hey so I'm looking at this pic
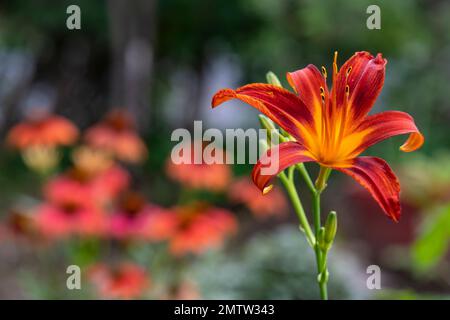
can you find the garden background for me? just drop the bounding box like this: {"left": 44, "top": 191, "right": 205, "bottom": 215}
{"left": 0, "top": 0, "right": 449, "bottom": 299}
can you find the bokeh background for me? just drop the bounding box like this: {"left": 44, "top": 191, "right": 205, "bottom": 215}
{"left": 0, "top": 0, "right": 449, "bottom": 299}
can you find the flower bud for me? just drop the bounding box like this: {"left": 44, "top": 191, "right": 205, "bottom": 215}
{"left": 259, "top": 138, "right": 269, "bottom": 155}
{"left": 258, "top": 114, "right": 276, "bottom": 131}
{"left": 324, "top": 211, "right": 337, "bottom": 245}
{"left": 259, "top": 115, "right": 284, "bottom": 145}
{"left": 266, "top": 71, "right": 282, "bottom": 87}
{"left": 317, "top": 226, "right": 326, "bottom": 251}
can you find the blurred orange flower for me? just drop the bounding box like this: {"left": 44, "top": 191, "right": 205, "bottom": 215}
{"left": 85, "top": 109, "right": 147, "bottom": 163}
{"left": 7, "top": 113, "right": 79, "bottom": 173}
{"left": 229, "top": 178, "right": 287, "bottom": 219}
{"left": 168, "top": 203, "right": 237, "bottom": 256}
{"left": 88, "top": 263, "right": 149, "bottom": 299}
{"left": 71, "top": 145, "right": 114, "bottom": 176}
{"left": 166, "top": 145, "right": 231, "bottom": 192}
{"left": 7, "top": 113, "right": 79, "bottom": 149}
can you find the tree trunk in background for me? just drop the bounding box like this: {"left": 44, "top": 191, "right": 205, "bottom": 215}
{"left": 184, "top": 59, "right": 206, "bottom": 131}
{"left": 107, "top": 0, "right": 157, "bottom": 132}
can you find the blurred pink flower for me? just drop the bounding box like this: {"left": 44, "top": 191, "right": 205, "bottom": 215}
{"left": 34, "top": 189, "right": 106, "bottom": 239}
{"left": 88, "top": 263, "right": 149, "bottom": 299}
{"left": 229, "top": 178, "right": 288, "bottom": 219}
{"left": 45, "top": 166, "right": 130, "bottom": 207}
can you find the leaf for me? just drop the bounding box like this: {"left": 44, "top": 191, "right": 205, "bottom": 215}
{"left": 411, "top": 204, "right": 450, "bottom": 271}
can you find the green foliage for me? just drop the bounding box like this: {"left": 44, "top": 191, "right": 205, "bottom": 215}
{"left": 412, "top": 204, "right": 450, "bottom": 272}
{"left": 192, "top": 226, "right": 353, "bottom": 299}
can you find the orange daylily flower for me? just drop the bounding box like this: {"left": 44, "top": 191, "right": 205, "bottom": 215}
{"left": 212, "top": 51, "right": 424, "bottom": 221}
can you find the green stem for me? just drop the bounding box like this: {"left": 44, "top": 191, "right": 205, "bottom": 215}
{"left": 315, "top": 166, "right": 331, "bottom": 193}
{"left": 313, "top": 189, "right": 328, "bottom": 300}
{"left": 296, "top": 163, "right": 315, "bottom": 193}
{"left": 279, "top": 172, "right": 315, "bottom": 247}
{"left": 296, "top": 164, "right": 331, "bottom": 300}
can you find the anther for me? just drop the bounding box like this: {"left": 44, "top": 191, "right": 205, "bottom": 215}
{"left": 320, "top": 87, "right": 326, "bottom": 101}
{"left": 333, "top": 51, "right": 338, "bottom": 75}
{"left": 321, "top": 66, "right": 327, "bottom": 78}
{"left": 346, "top": 67, "right": 352, "bottom": 76}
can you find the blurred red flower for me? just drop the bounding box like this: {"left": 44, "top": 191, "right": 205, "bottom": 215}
{"left": 45, "top": 166, "right": 130, "bottom": 207}
{"left": 7, "top": 113, "right": 79, "bottom": 149}
{"left": 166, "top": 144, "right": 231, "bottom": 192}
{"left": 34, "top": 166, "right": 130, "bottom": 239}
{"left": 85, "top": 109, "right": 147, "bottom": 164}
{"left": 144, "top": 206, "right": 179, "bottom": 242}
{"left": 88, "top": 263, "right": 149, "bottom": 299}
{"left": 109, "top": 192, "right": 177, "bottom": 240}
{"left": 88, "top": 166, "right": 131, "bottom": 204}
{"left": 34, "top": 189, "right": 106, "bottom": 239}
{"left": 168, "top": 203, "right": 237, "bottom": 256}
{"left": 229, "top": 178, "right": 288, "bottom": 219}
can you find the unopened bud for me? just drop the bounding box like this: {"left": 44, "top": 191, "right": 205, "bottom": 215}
{"left": 259, "top": 115, "right": 282, "bottom": 145}
{"left": 259, "top": 114, "right": 276, "bottom": 131}
{"left": 324, "top": 211, "right": 337, "bottom": 245}
{"left": 318, "top": 226, "right": 326, "bottom": 251}
{"left": 266, "top": 71, "right": 282, "bottom": 87}
{"left": 259, "top": 138, "right": 269, "bottom": 155}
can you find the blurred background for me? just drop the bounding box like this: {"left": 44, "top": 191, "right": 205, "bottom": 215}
{"left": 0, "top": 0, "right": 449, "bottom": 299}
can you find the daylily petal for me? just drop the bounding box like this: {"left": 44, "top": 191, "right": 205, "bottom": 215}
{"left": 335, "top": 156, "right": 401, "bottom": 221}
{"left": 287, "top": 64, "right": 329, "bottom": 116}
{"left": 354, "top": 111, "right": 424, "bottom": 154}
{"left": 251, "top": 142, "right": 315, "bottom": 193}
{"left": 212, "top": 84, "right": 315, "bottom": 145}
{"left": 334, "top": 51, "right": 386, "bottom": 122}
